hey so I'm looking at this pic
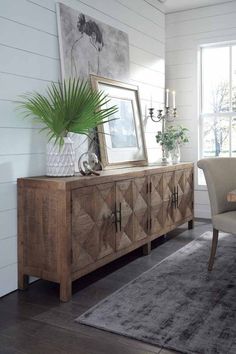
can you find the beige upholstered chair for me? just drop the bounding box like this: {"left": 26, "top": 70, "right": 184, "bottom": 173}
{"left": 197, "top": 158, "right": 236, "bottom": 270}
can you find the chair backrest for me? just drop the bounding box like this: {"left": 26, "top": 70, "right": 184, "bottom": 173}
{"left": 197, "top": 158, "right": 236, "bottom": 216}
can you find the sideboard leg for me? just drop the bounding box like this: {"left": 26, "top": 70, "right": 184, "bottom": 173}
{"left": 18, "top": 273, "right": 29, "bottom": 290}
{"left": 60, "top": 279, "right": 72, "bottom": 302}
{"left": 142, "top": 241, "right": 151, "bottom": 256}
{"left": 188, "top": 219, "right": 194, "bottom": 230}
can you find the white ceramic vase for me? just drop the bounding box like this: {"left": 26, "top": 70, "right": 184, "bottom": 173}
{"left": 46, "top": 137, "right": 75, "bottom": 176}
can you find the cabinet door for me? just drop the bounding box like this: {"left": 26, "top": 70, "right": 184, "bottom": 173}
{"left": 163, "top": 171, "right": 175, "bottom": 228}
{"left": 174, "top": 169, "right": 186, "bottom": 223}
{"left": 116, "top": 179, "right": 134, "bottom": 251}
{"left": 150, "top": 173, "right": 165, "bottom": 236}
{"left": 184, "top": 167, "right": 193, "bottom": 195}
{"left": 72, "top": 183, "right": 116, "bottom": 271}
{"left": 175, "top": 169, "right": 185, "bottom": 199}
{"left": 181, "top": 168, "right": 194, "bottom": 219}
{"left": 175, "top": 168, "right": 194, "bottom": 222}
{"left": 133, "top": 177, "right": 149, "bottom": 241}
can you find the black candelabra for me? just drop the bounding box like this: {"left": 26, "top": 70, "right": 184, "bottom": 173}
{"left": 148, "top": 107, "right": 177, "bottom": 123}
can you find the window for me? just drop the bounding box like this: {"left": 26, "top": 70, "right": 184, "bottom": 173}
{"left": 200, "top": 44, "right": 236, "bottom": 162}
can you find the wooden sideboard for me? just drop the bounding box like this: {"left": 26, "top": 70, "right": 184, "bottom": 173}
{"left": 17, "top": 163, "right": 194, "bottom": 301}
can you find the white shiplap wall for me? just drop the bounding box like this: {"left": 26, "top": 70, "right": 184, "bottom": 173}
{"left": 0, "top": 0, "right": 165, "bottom": 296}
{"left": 166, "top": 1, "right": 236, "bottom": 218}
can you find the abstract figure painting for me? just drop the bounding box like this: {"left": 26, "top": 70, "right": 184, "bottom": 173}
{"left": 57, "top": 3, "right": 130, "bottom": 80}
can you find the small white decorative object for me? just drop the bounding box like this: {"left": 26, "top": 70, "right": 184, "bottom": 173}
{"left": 78, "top": 152, "right": 101, "bottom": 176}
{"left": 46, "top": 137, "right": 75, "bottom": 176}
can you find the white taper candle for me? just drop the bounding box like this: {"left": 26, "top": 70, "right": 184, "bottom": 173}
{"left": 166, "top": 89, "right": 169, "bottom": 108}
{"left": 172, "top": 90, "right": 176, "bottom": 109}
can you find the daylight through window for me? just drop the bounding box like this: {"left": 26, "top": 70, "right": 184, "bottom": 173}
{"left": 200, "top": 43, "right": 236, "bottom": 160}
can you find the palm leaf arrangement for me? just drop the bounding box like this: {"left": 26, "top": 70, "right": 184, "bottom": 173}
{"left": 18, "top": 78, "right": 118, "bottom": 146}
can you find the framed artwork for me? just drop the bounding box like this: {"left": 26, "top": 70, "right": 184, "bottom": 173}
{"left": 90, "top": 75, "right": 148, "bottom": 169}
{"left": 56, "top": 3, "right": 129, "bottom": 81}
{"left": 56, "top": 3, "right": 130, "bottom": 171}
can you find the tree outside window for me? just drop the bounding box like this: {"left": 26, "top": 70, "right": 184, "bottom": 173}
{"left": 201, "top": 44, "right": 236, "bottom": 159}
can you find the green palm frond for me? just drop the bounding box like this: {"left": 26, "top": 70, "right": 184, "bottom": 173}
{"left": 17, "top": 78, "right": 118, "bottom": 146}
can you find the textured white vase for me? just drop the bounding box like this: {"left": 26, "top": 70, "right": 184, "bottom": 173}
{"left": 46, "top": 137, "right": 75, "bottom": 176}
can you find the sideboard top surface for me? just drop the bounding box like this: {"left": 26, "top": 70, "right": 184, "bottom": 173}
{"left": 17, "top": 162, "right": 194, "bottom": 190}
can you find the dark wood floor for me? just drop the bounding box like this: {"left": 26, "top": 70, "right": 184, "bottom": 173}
{"left": 0, "top": 219, "right": 211, "bottom": 354}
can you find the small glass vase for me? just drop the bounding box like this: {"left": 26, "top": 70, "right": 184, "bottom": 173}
{"left": 170, "top": 143, "right": 180, "bottom": 164}
{"left": 163, "top": 148, "right": 171, "bottom": 164}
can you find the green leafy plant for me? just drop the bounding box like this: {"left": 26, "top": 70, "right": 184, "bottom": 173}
{"left": 18, "top": 78, "right": 118, "bottom": 146}
{"left": 156, "top": 125, "right": 189, "bottom": 151}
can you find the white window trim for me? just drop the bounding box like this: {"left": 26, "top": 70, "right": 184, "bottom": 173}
{"left": 198, "top": 42, "right": 236, "bottom": 187}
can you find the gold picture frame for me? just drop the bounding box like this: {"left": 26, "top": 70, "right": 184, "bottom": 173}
{"left": 90, "top": 75, "right": 148, "bottom": 169}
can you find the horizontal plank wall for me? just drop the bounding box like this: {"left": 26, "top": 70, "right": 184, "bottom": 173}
{"left": 0, "top": 0, "right": 165, "bottom": 296}
{"left": 166, "top": 1, "right": 236, "bottom": 218}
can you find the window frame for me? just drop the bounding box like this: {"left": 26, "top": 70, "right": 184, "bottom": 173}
{"left": 199, "top": 43, "right": 236, "bottom": 173}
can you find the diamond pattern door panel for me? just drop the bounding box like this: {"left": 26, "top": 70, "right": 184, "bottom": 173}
{"left": 162, "top": 171, "right": 175, "bottom": 229}
{"left": 174, "top": 168, "right": 194, "bottom": 223}
{"left": 150, "top": 203, "right": 164, "bottom": 236}
{"left": 133, "top": 177, "right": 149, "bottom": 241}
{"left": 72, "top": 183, "right": 116, "bottom": 271}
{"left": 150, "top": 173, "right": 163, "bottom": 207}
{"left": 184, "top": 168, "right": 194, "bottom": 195}
{"left": 150, "top": 173, "right": 164, "bottom": 236}
{"left": 175, "top": 169, "right": 185, "bottom": 197}
{"left": 96, "top": 218, "right": 116, "bottom": 259}
{"left": 116, "top": 180, "right": 133, "bottom": 251}
{"left": 175, "top": 191, "right": 193, "bottom": 222}
{"left": 175, "top": 195, "right": 185, "bottom": 223}
{"left": 163, "top": 172, "right": 174, "bottom": 201}
{"left": 96, "top": 183, "right": 116, "bottom": 259}
{"left": 163, "top": 199, "right": 175, "bottom": 229}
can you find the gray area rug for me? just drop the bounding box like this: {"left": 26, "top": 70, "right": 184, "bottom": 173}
{"left": 77, "top": 232, "right": 236, "bottom": 354}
